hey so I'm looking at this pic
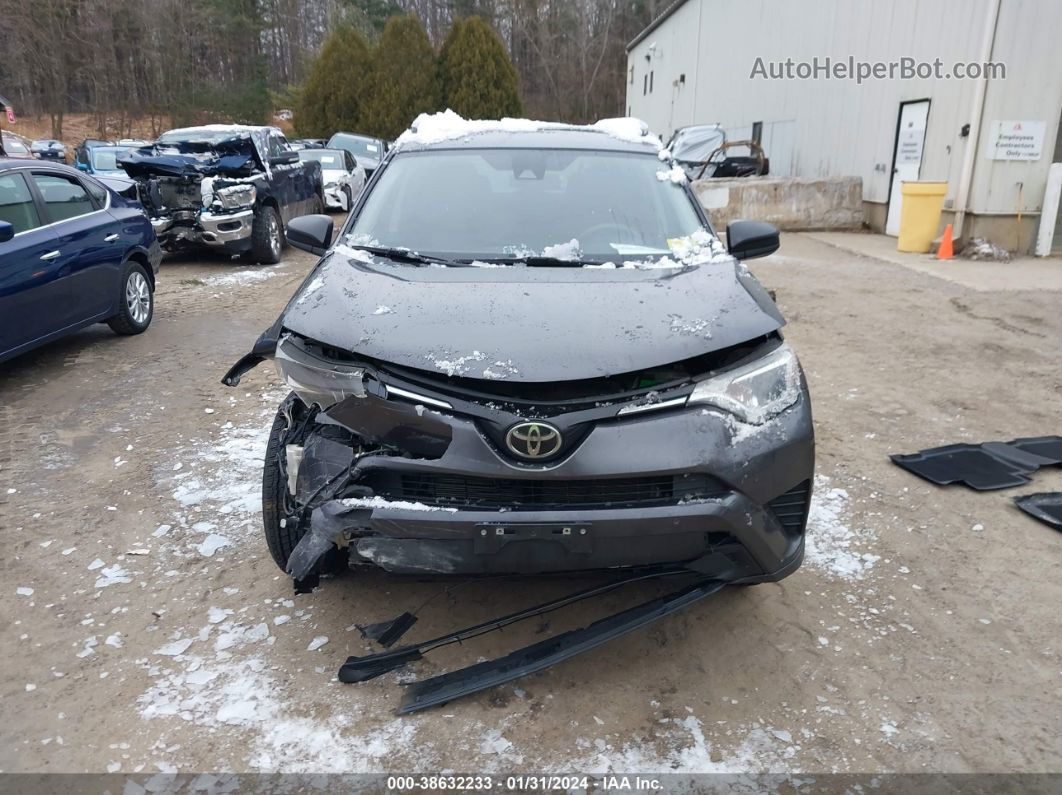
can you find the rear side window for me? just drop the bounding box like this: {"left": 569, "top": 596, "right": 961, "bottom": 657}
{"left": 83, "top": 177, "right": 108, "bottom": 205}
{"left": 31, "top": 173, "right": 95, "bottom": 223}
{"left": 0, "top": 172, "right": 41, "bottom": 234}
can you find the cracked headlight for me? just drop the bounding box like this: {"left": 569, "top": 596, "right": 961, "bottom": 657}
{"left": 688, "top": 344, "right": 801, "bottom": 425}
{"left": 214, "top": 184, "right": 257, "bottom": 210}
{"left": 275, "top": 336, "right": 365, "bottom": 409}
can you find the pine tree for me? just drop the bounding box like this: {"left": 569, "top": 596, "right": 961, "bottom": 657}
{"left": 360, "top": 15, "right": 440, "bottom": 140}
{"left": 295, "top": 26, "right": 372, "bottom": 137}
{"left": 438, "top": 16, "right": 523, "bottom": 120}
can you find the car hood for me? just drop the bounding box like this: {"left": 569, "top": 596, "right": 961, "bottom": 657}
{"left": 119, "top": 137, "right": 262, "bottom": 178}
{"left": 280, "top": 246, "right": 785, "bottom": 383}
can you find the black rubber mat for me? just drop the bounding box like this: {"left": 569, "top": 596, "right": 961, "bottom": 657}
{"left": 891, "top": 435, "right": 1062, "bottom": 491}
{"left": 1014, "top": 493, "right": 1062, "bottom": 531}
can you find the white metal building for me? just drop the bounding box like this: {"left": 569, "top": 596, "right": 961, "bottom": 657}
{"left": 626, "top": 0, "right": 1062, "bottom": 252}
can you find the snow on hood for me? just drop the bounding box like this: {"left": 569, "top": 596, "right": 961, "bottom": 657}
{"left": 395, "top": 110, "right": 663, "bottom": 151}
{"left": 281, "top": 246, "right": 783, "bottom": 382}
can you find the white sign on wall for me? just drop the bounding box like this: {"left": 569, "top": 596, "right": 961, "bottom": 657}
{"left": 985, "top": 120, "right": 1045, "bottom": 161}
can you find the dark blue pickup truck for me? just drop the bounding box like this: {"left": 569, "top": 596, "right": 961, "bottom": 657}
{"left": 119, "top": 125, "right": 323, "bottom": 263}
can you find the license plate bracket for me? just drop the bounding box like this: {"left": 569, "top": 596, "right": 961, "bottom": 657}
{"left": 474, "top": 522, "right": 593, "bottom": 554}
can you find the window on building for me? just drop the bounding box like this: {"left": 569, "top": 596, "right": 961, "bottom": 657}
{"left": 643, "top": 74, "right": 647, "bottom": 96}
{"left": 649, "top": 71, "right": 654, "bottom": 93}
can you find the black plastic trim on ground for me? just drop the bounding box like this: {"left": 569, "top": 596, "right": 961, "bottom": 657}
{"left": 397, "top": 578, "right": 727, "bottom": 714}
{"left": 337, "top": 570, "right": 688, "bottom": 685}
{"left": 1014, "top": 492, "right": 1062, "bottom": 531}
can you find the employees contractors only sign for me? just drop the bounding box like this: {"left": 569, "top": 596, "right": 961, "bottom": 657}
{"left": 985, "top": 120, "right": 1045, "bottom": 161}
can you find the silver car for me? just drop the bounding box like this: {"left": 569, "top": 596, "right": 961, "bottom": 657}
{"left": 298, "top": 148, "right": 365, "bottom": 212}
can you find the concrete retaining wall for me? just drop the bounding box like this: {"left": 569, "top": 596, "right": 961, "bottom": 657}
{"left": 692, "top": 176, "right": 864, "bottom": 231}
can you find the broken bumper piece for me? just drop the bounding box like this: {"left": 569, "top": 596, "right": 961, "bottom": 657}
{"left": 339, "top": 572, "right": 722, "bottom": 713}
{"left": 1014, "top": 492, "right": 1062, "bottom": 531}
{"left": 397, "top": 578, "right": 725, "bottom": 714}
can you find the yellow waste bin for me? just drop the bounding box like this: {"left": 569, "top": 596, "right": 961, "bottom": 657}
{"left": 898, "top": 181, "right": 947, "bottom": 253}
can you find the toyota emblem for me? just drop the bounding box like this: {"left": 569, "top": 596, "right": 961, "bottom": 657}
{"left": 505, "top": 421, "right": 562, "bottom": 460}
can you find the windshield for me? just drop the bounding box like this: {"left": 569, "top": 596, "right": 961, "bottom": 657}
{"left": 328, "top": 134, "right": 382, "bottom": 160}
{"left": 92, "top": 149, "right": 125, "bottom": 171}
{"left": 346, "top": 148, "right": 707, "bottom": 262}
{"left": 300, "top": 150, "right": 346, "bottom": 170}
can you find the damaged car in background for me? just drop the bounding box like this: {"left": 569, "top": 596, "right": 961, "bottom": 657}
{"left": 224, "top": 113, "right": 814, "bottom": 711}
{"left": 119, "top": 125, "right": 324, "bottom": 263}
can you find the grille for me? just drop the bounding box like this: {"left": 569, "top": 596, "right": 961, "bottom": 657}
{"left": 371, "top": 472, "right": 724, "bottom": 511}
{"left": 767, "top": 479, "right": 812, "bottom": 532}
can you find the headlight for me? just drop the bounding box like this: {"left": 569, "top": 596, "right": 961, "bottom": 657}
{"left": 688, "top": 344, "right": 801, "bottom": 424}
{"left": 214, "top": 184, "right": 256, "bottom": 210}
{"left": 274, "top": 336, "right": 365, "bottom": 409}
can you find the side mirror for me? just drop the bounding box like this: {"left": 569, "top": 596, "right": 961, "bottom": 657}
{"left": 0, "top": 221, "right": 13, "bottom": 243}
{"left": 270, "top": 151, "right": 299, "bottom": 166}
{"left": 286, "top": 214, "right": 333, "bottom": 256}
{"left": 726, "top": 220, "right": 779, "bottom": 260}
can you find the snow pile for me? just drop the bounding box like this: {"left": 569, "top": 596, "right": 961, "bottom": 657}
{"left": 541, "top": 238, "right": 581, "bottom": 261}
{"left": 396, "top": 109, "right": 660, "bottom": 150}
{"left": 203, "top": 267, "right": 280, "bottom": 287}
{"left": 805, "top": 475, "right": 879, "bottom": 580}
{"left": 656, "top": 165, "right": 688, "bottom": 184}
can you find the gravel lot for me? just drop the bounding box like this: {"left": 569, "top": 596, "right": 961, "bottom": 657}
{"left": 2, "top": 232, "right": 1060, "bottom": 777}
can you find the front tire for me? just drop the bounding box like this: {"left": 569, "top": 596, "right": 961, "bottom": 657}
{"left": 263, "top": 401, "right": 306, "bottom": 569}
{"left": 249, "top": 205, "right": 282, "bottom": 264}
{"left": 107, "top": 262, "right": 153, "bottom": 335}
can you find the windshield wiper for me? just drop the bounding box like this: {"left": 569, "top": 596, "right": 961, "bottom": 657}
{"left": 348, "top": 245, "right": 456, "bottom": 267}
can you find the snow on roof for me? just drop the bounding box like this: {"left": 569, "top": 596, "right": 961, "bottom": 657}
{"left": 395, "top": 109, "right": 662, "bottom": 151}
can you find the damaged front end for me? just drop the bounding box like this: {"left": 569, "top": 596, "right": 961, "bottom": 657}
{"left": 120, "top": 135, "right": 262, "bottom": 253}
{"left": 228, "top": 327, "right": 812, "bottom": 592}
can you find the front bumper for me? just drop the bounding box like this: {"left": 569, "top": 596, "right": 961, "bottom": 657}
{"left": 150, "top": 208, "right": 254, "bottom": 251}
{"left": 323, "top": 184, "right": 347, "bottom": 211}
{"left": 299, "top": 394, "right": 815, "bottom": 582}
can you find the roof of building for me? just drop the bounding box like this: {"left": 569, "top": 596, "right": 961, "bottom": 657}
{"left": 627, "top": 0, "right": 692, "bottom": 52}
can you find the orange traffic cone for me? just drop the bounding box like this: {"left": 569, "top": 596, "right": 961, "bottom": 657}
{"left": 937, "top": 223, "right": 954, "bottom": 260}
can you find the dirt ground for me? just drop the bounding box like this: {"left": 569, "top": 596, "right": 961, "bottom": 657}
{"left": 2, "top": 232, "right": 1060, "bottom": 779}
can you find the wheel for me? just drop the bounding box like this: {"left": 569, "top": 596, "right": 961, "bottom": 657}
{"left": 107, "top": 261, "right": 153, "bottom": 335}
{"left": 312, "top": 194, "right": 324, "bottom": 214}
{"left": 342, "top": 186, "right": 352, "bottom": 212}
{"left": 262, "top": 399, "right": 306, "bottom": 570}
{"left": 249, "top": 205, "right": 282, "bottom": 264}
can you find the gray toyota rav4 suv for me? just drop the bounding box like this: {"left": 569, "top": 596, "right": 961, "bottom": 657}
{"left": 225, "top": 115, "right": 814, "bottom": 592}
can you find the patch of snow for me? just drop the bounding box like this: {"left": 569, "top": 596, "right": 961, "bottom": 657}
{"left": 805, "top": 475, "right": 878, "bottom": 580}
{"left": 306, "top": 636, "right": 328, "bottom": 651}
{"left": 95, "top": 565, "right": 132, "bottom": 589}
{"left": 541, "top": 238, "right": 581, "bottom": 261}
{"left": 155, "top": 638, "right": 194, "bottom": 657}
{"left": 428, "top": 349, "right": 486, "bottom": 377}
{"left": 16, "top": 586, "right": 34, "bottom": 597}
{"left": 203, "top": 267, "right": 280, "bottom": 287}
{"left": 372, "top": 305, "right": 394, "bottom": 315}
{"left": 339, "top": 496, "right": 458, "bottom": 513}
{"left": 656, "top": 165, "right": 687, "bottom": 184}
{"left": 197, "top": 534, "right": 231, "bottom": 557}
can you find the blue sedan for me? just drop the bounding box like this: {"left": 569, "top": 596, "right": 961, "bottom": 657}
{"left": 0, "top": 159, "right": 162, "bottom": 363}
